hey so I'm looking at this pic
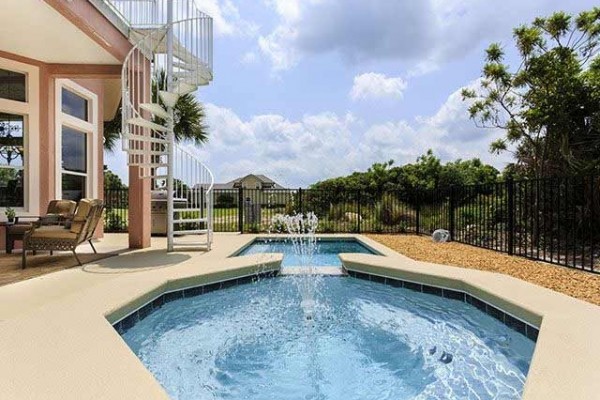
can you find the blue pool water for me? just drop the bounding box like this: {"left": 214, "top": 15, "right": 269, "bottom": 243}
{"left": 122, "top": 277, "right": 535, "bottom": 400}
{"left": 236, "top": 238, "right": 377, "bottom": 267}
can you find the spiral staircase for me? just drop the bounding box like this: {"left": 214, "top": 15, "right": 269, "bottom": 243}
{"left": 112, "top": 1, "right": 214, "bottom": 251}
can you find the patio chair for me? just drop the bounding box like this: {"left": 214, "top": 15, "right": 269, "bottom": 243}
{"left": 21, "top": 199, "right": 105, "bottom": 269}
{"left": 5, "top": 199, "right": 77, "bottom": 254}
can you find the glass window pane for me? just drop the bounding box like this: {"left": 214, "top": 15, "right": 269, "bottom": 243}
{"left": 0, "top": 69, "right": 26, "bottom": 102}
{"left": 62, "top": 88, "right": 88, "bottom": 121}
{"left": 0, "top": 168, "right": 24, "bottom": 207}
{"left": 62, "top": 126, "right": 87, "bottom": 173}
{"left": 62, "top": 174, "right": 86, "bottom": 201}
{"left": 0, "top": 113, "right": 24, "bottom": 168}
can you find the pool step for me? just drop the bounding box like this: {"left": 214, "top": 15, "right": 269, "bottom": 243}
{"left": 279, "top": 266, "right": 345, "bottom": 276}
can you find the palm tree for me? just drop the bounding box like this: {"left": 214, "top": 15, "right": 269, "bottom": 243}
{"left": 103, "top": 69, "right": 209, "bottom": 151}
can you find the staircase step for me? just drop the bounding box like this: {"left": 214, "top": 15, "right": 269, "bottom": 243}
{"left": 173, "top": 72, "right": 210, "bottom": 86}
{"left": 123, "top": 134, "right": 169, "bottom": 145}
{"left": 173, "top": 217, "right": 208, "bottom": 224}
{"left": 172, "top": 242, "right": 211, "bottom": 249}
{"left": 173, "top": 82, "right": 198, "bottom": 96}
{"left": 140, "top": 103, "right": 171, "bottom": 120}
{"left": 126, "top": 149, "right": 168, "bottom": 156}
{"left": 173, "top": 61, "right": 198, "bottom": 72}
{"left": 174, "top": 229, "right": 209, "bottom": 235}
{"left": 159, "top": 90, "right": 179, "bottom": 108}
{"left": 174, "top": 208, "right": 202, "bottom": 213}
{"left": 127, "top": 117, "right": 168, "bottom": 132}
{"left": 128, "top": 163, "right": 168, "bottom": 169}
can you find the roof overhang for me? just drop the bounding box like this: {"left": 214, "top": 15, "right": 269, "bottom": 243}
{"left": 0, "top": 0, "right": 128, "bottom": 64}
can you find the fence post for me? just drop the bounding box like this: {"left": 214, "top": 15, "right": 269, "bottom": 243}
{"left": 449, "top": 185, "right": 455, "bottom": 241}
{"left": 238, "top": 188, "right": 244, "bottom": 233}
{"left": 507, "top": 178, "right": 515, "bottom": 255}
{"left": 357, "top": 189, "right": 362, "bottom": 233}
{"left": 298, "top": 188, "right": 303, "bottom": 214}
{"left": 415, "top": 190, "right": 421, "bottom": 234}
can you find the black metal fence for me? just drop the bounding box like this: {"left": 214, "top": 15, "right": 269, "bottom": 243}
{"left": 104, "top": 176, "right": 600, "bottom": 273}
{"left": 103, "top": 188, "right": 129, "bottom": 233}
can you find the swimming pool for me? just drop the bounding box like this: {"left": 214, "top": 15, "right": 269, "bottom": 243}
{"left": 120, "top": 276, "right": 535, "bottom": 400}
{"left": 235, "top": 238, "right": 378, "bottom": 267}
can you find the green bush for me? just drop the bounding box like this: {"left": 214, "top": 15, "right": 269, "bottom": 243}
{"left": 317, "top": 220, "right": 335, "bottom": 233}
{"left": 328, "top": 203, "right": 359, "bottom": 221}
{"left": 104, "top": 210, "right": 127, "bottom": 232}
{"left": 375, "top": 193, "right": 415, "bottom": 226}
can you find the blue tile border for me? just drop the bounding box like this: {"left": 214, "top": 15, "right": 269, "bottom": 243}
{"left": 345, "top": 269, "right": 540, "bottom": 342}
{"left": 112, "top": 271, "right": 278, "bottom": 335}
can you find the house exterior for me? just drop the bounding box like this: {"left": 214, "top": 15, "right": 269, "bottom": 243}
{"left": 208, "top": 174, "right": 285, "bottom": 190}
{"left": 0, "top": 0, "right": 211, "bottom": 252}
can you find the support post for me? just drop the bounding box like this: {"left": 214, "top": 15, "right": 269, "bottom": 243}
{"left": 166, "top": 0, "right": 175, "bottom": 251}
{"left": 449, "top": 186, "right": 455, "bottom": 241}
{"left": 238, "top": 188, "right": 244, "bottom": 233}
{"left": 357, "top": 189, "right": 362, "bottom": 233}
{"left": 415, "top": 190, "right": 421, "bottom": 235}
{"left": 507, "top": 178, "right": 515, "bottom": 255}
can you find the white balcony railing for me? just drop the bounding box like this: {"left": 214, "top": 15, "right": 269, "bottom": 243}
{"left": 93, "top": 0, "right": 213, "bottom": 72}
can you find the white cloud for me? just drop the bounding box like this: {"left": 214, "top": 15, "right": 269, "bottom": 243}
{"left": 196, "top": 0, "right": 258, "bottom": 37}
{"left": 198, "top": 81, "right": 510, "bottom": 186}
{"left": 258, "top": 0, "right": 592, "bottom": 72}
{"left": 241, "top": 51, "right": 258, "bottom": 64}
{"left": 350, "top": 73, "right": 407, "bottom": 101}
{"left": 258, "top": 26, "right": 299, "bottom": 71}
{"left": 106, "top": 81, "right": 511, "bottom": 185}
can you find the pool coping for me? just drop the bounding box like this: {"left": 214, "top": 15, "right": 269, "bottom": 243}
{"left": 227, "top": 234, "right": 386, "bottom": 258}
{"left": 0, "top": 233, "right": 598, "bottom": 399}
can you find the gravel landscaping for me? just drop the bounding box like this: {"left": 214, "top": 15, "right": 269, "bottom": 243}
{"left": 366, "top": 234, "right": 600, "bottom": 306}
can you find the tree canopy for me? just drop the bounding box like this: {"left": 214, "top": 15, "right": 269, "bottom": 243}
{"left": 310, "top": 150, "right": 500, "bottom": 193}
{"left": 103, "top": 70, "right": 209, "bottom": 152}
{"left": 462, "top": 8, "right": 600, "bottom": 177}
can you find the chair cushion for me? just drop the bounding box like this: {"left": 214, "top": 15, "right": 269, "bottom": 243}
{"left": 70, "top": 199, "right": 92, "bottom": 234}
{"left": 31, "top": 226, "right": 78, "bottom": 240}
{"left": 48, "top": 200, "right": 77, "bottom": 216}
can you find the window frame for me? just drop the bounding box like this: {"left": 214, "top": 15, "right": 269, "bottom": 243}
{"left": 55, "top": 79, "right": 98, "bottom": 201}
{"left": 0, "top": 57, "right": 39, "bottom": 216}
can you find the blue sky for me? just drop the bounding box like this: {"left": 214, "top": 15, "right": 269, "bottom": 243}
{"left": 105, "top": 0, "right": 597, "bottom": 188}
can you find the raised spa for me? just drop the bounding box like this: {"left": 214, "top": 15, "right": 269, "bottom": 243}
{"left": 119, "top": 276, "right": 536, "bottom": 400}
{"left": 235, "top": 238, "right": 379, "bottom": 267}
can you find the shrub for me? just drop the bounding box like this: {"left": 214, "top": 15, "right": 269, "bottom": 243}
{"left": 104, "top": 211, "right": 127, "bottom": 232}
{"left": 215, "top": 193, "right": 236, "bottom": 208}
{"left": 375, "top": 193, "right": 415, "bottom": 226}
{"left": 318, "top": 220, "right": 335, "bottom": 233}
{"left": 328, "top": 202, "right": 358, "bottom": 221}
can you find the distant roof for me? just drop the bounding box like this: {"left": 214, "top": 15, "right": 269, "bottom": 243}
{"left": 194, "top": 174, "right": 285, "bottom": 190}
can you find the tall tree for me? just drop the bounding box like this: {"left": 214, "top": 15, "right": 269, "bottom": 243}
{"left": 103, "top": 70, "right": 209, "bottom": 151}
{"left": 462, "top": 8, "right": 600, "bottom": 177}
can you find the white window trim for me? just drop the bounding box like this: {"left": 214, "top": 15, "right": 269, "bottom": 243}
{"left": 0, "top": 57, "right": 40, "bottom": 217}
{"left": 54, "top": 79, "right": 98, "bottom": 200}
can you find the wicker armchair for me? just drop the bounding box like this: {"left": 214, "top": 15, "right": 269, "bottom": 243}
{"left": 5, "top": 200, "right": 76, "bottom": 254}
{"left": 22, "top": 199, "right": 105, "bottom": 269}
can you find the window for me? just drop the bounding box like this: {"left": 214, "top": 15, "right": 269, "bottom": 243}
{"left": 61, "top": 126, "right": 87, "bottom": 201}
{"left": 62, "top": 88, "right": 88, "bottom": 121}
{"left": 0, "top": 113, "right": 25, "bottom": 207}
{"left": 0, "top": 68, "right": 26, "bottom": 102}
{"left": 56, "top": 80, "right": 98, "bottom": 202}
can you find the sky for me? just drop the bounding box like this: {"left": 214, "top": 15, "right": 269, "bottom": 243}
{"left": 105, "top": 0, "right": 597, "bottom": 188}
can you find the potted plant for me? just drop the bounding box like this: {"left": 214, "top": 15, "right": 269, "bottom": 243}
{"left": 5, "top": 207, "right": 16, "bottom": 224}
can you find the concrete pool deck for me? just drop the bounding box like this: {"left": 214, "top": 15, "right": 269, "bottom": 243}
{"left": 0, "top": 233, "right": 598, "bottom": 399}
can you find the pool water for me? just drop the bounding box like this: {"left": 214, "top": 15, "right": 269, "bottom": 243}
{"left": 122, "top": 277, "right": 535, "bottom": 400}
{"left": 236, "top": 238, "right": 377, "bottom": 267}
